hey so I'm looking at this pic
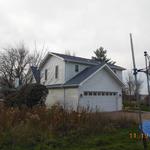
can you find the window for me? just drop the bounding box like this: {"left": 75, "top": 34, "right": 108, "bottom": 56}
{"left": 102, "top": 92, "right": 105, "bottom": 96}
{"left": 98, "top": 92, "right": 102, "bottom": 96}
{"left": 45, "top": 69, "right": 47, "bottom": 80}
{"left": 93, "top": 92, "right": 97, "bottom": 96}
{"left": 84, "top": 91, "right": 88, "bottom": 96}
{"left": 75, "top": 65, "right": 79, "bottom": 72}
{"left": 55, "top": 65, "right": 58, "bottom": 79}
{"left": 113, "top": 92, "right": 117, "bottom": 96}
{"left": 106, "top": 92, "right": 108, "bottom": 96}
{"left": 89, "top": 92, "right": 92, "bottom": 96}
{"left": 83, "top": 91, "right": 118, "bottom": 96}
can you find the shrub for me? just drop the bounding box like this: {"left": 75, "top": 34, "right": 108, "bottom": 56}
{"left": 4, "top": 84, "right": 48, "bottom": 108}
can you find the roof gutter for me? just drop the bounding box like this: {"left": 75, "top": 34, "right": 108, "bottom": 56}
{"left": 46, "top": 84, "right": 79, "bottom": 89}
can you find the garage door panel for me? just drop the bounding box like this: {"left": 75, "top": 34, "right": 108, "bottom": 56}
{"left": 80, "top": 96, "right": 118, "bottom": 112}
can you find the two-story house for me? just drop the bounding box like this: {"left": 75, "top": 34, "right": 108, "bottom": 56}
{"left": 32, "top": 52, "right": 125, "bottom": 112}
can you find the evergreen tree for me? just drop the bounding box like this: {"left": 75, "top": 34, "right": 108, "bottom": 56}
{"left": 92, "top": 47, "right": 115, "bottom": 64}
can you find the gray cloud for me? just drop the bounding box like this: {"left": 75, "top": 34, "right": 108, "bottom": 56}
{"left": 0, "top": 0, "right": 150, "bottom": 93}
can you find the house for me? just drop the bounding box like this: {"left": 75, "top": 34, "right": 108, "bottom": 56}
{"left": 32, "top": 52, "right": 125, "bottom": 112}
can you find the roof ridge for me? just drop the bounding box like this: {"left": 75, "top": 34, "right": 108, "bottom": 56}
{"left": 51, "top": 52, "right": 94, "bottom": 61}
{"left": 51, "top": 52, "right": 125, "bottom": 70}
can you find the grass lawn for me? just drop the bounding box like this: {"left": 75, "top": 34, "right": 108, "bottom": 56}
{"left": 50, "top": 128, "right": 147, "bottom": 150}
{"left": 1, "top": 127, "right": 147, "bottom": 150}
{"left": 123, "top": 101, "right": 150, "bottom": 112}
{"left": 140, "top": 105, "right": 150, "bottom": 112}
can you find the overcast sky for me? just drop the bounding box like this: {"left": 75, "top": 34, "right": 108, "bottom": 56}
{"left": 0, "top": 0, "right": 150, "bottom": 93}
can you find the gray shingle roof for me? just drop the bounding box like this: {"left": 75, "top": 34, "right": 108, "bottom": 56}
{"left": 44, "top": 52, "right": 125, "bottom": 89}
{"left": 64, "top": 64, "right": 104, "bottom": 86}
{"left": 51, "top": 52, "right": 125, "bottom": 70}
{"left": 31, "top": 66, "right": 40, "bottom": 83}
{"left": 46, "top": 64, "right": 104, "bottom": 89}
{"left": 52, "top": 52, "right": 99, "bottom": 65}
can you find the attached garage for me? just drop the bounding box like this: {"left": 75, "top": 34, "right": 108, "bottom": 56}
{"left": 78, "top": 66, "right": 123, "bottom": 112}
{"left": 79, "top": 91, "right": 121, "bottom": 111}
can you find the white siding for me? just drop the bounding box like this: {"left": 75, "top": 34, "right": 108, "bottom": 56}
{"left": 40, "top": 56, "right": 65, "bottom": 85}
{"left": 112, "top": 69, "right": 123, "bottom": 81}
{"left": 65, "top": 62, "right": 88, "bottom": 82}
{"left": 79, "top": 67, "right": 122, "bottom": 111}
{"left": 116, "top": 70, "right": 123, "bottom": 81}
{"left": 65, "top": 88, "right": 79, "bottom": 110}
{"left": 46, "top": 88, "right": 79, "bottom": 110}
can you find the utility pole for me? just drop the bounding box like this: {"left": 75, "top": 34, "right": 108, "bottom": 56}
{"left": 130, "top": 33, "right": 142, "bottom": 128}
{"left": 144, "top": 51, "right": 150, "bottom": 106}
{"left": 130, "top": 33, "right": 147, "bottom": 150}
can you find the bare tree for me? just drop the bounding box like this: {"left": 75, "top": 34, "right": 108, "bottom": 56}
{"left": 0, "top": 43, "right": 47, "bottom": 90}
{"left": 126, "top": 72, "right": 135, "bottom": 96}
{"left": 125, "top": 71, "right": 143, "bottom": 101}
{"left": 25, "top": 43, "right": 47, "bottom": 84}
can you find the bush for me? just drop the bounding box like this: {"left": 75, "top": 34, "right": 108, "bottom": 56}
{"left": 4, "top": 84, "right": 48, "bottom": 108}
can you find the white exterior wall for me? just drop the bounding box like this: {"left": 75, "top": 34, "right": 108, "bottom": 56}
{"left": 40, "top": 56, "right": 65, "bottom": 85}
{"left": 46, "top": 89, "right": 64, "bottom": 106}
{"left": 112, "top": 69, "right": 123, "bottom": 81}
{"left": 65, "top": 62, "right": 88, "bottom": 82}
{"left": 115, "top": 70, "right": 123, "bottom": 81}
{"left": 46, "top": 88, "right": 79, "bottom": 110}
{"left": 79, "top": 67, "right": 122, "bottom": 112}
{"left": 65, "top": 88, "right": 79, "bottom": 110}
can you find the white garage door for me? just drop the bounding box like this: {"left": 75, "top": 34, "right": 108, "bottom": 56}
{"left": 79, "top": 91, "right": 118, "bottom": 112}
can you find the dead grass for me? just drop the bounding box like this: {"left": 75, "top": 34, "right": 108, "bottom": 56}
{"left": 0, "top": 104, "right": 138, "bottom": 133}
{"left": 0, "top": 103, "right": 140, "bottom": 149}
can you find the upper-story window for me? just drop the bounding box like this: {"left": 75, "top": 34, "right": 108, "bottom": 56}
{"left": 45, "top": 69, "right": 47, "bottom": 81}
{"left": 75, "top": 65, "right": 79, "bottom": 72}
{"left": 55, "top": 65, "right": 58, "bottom": 79}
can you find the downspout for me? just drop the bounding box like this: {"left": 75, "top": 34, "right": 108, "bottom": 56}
{"left": 77, "top": 86, "right": 81, "bottom": 112}
{"left": 63, "top": 60, "right": 66, "bottom": 110}
{"left": 63, "top": 87, "right": 66, "bottom": 110}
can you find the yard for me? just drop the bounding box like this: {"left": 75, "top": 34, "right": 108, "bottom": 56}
{"left": 8, "top": 128, "right": 145, "bottom": 150}
{"left": 0, "top": 104, "right": 150, "bottom": 150}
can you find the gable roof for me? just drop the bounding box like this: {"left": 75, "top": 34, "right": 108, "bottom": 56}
{"left": 52, "top": 52, "right": 125, "bottom": 70}
{"left": 31, "top": 66, "right": 40, "bottom": 83}
{"left": 64, "top": 64, "right": 104, "bottom": 86}
{"left": 40, "top": 52, "right": 125, "bottom": 70}
{"left": 64, "top": 64, "right": 124, "bottom": 87}
{"left": 47, "top": 63, "right": 124, "bottom": 89}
